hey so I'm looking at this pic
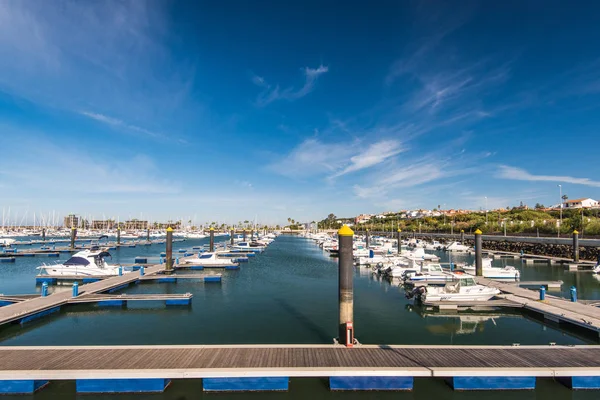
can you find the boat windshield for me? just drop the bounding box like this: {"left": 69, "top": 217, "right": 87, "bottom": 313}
{"left": 198, "top": 254, "right": 213, "bottom": 259}
{"left": 63, "top": 256, "right": 90, "bottom": 266}
{"left": 460, "top": 277, "right": 477, "bottom": 287}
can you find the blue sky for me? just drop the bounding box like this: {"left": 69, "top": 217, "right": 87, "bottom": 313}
{"left": 1, "top": 0, "right": 600, "bottom": 225}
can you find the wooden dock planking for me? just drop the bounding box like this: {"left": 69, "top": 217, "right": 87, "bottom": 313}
{"left": 475, "top": 277, "right": 600, "bottom": 336}
{"left": 0, "top": 345, "right": 599, "bottom": 379}
{"left": 0, "top": 265, "right": 165, "bottom": 325}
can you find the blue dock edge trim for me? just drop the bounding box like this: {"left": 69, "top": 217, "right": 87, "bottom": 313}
{"left": 225, "top": 265, "right": 240, "bottom": 270}
{"left": 0, "top": 300, "right": 15, "bottom": 307}
{"left": 47, "top": 253, "right": 60, "bottom": 257}
{"left": 557, "top": 376, "right": 600, "bottom": 389}
{"left": 203, "top": 377, "right": 288, "bottom": 392}
{"left": 97, "top": 300, "right": 125, "bottom": 307}
{"left": 448, "top": 376, "right": 536, "bottom": 390}
{"left": 204, "top": 276, "right": 222, "bottom": 282}
{"left": 134, "top": 258, "right": 147, "bottom": 263}
{"left": 157, "top": 277, "right": 176, "bottom": 283}
{"left": 19, "top": 306, "right": 60, "bottom": 324}
{"left": 0, "top": 257, "right": 16, "bottom": 263}
{"left": 166, "top": 298, "right": 191, "bottom": 306}
{"left": 190, "top": 266, "right": 204, "bottom": 270}
{"left": 0, "top": 380, "right": 49, "bottom": 394}
{"left": 76, "top": 379, "right": 170, "bottom": 393}
{"left": 330, "top": 376, "right": 413, "bottom": 391}
{"left": 82, "top": 278, "right": 102, "bottom": 283}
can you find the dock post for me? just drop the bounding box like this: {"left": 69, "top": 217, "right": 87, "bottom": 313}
{"left": 165, "top": 227, "right": 173, "bottom": 273}
{"left": 243, "top": 230, "right": 247, "bottom": 242}
{"left": 230, "top": 229, "right": 234, "bottom": 246}
{"left": 41, "top": 282, "right": 48, "bottom": 297}
{"left": 118, "top": 266, "right": 123, "bottom": 276}
{"left": 475, "top": 229, "right": 483, "bottom": 276}
{"left": 397, "top": 229, "right": 402, "bottom": 254}
{"left": 72, "top": 282, "right": 79, "bottom": 297}
{"left": 572, "top": 230, "right": 579, "bottom": 262}
{"left": 570, "top": 286, "right": 577, "bottom": 302}
{"left": 251, "top": 229, "right": 254, "bottom": 241}
{"left": 140, "top": 266, "right": 145, "bottom": 276}
{"left": 42, "top": 228, "right": 46, "bottom": 242}
{"left": 117, "top": 227, "right": 121, "bottom": 245}
{"left": 338, "top": 225, "right": 354, "bottom": 346}
{"left": 460, "top": 230, "right": 464, "bottom": 244}
{"left": 147, "top": 229, "right": 150, "bottom": 242}
{"left": 209, "top": 227, "right": 215, "bottom": 252}
{"left": 539, "top": 286, "right": 545, "bottom": 301}
{"left": 70, "top": 227, "right": 77, "bottom": 249}
{"left": 365, "top": 229, "right": 370, "bottom": 248}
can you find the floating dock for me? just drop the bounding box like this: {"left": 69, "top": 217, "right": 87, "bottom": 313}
{"left": 0, "top": 344, "right": 598, "bottom": 393}
{"left": 0, "top": 264, "right": 165, "bottom": 326}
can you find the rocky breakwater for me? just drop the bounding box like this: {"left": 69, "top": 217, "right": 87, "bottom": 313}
{"left": 462, "top": 239, "right": 600, "bottom": 262}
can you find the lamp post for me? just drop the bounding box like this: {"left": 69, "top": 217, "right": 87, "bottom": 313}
{"left": 558, "top": 184, "right": 562, "bottom": 238}
{"left": 485, "top": 197, "right": 488, "bottom": 225}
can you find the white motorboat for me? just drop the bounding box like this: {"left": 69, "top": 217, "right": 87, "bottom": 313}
{"left": 182, "top": 252, "right": 239, "bottom": 267}
{"left": 460, "top": 258, "right": 520, "bottom": 280}
{"left": 403, "top": 263, "right": 453, "bottom": 284}
{"left": 185, "top": 232, "right": 207, "bottom": 239}
{"left": 0, "top": 238, "right": 16, "bottom": 246}
{"left": 423, "top": 241, "right": 443, "bottom": 251}
{"left": 403, "top": 247, "right": 440, "bottom": 262}
{"left": 232, "top": 242, "right": 265, "bottom": 252}
{"left": 387, "top": 265, "right": 419, "bottom": 278}
{"left": 445, "top": 241, "right": 471, "bottom": 252}
{"left": 37, "top": 249, "right": 127, "bottom": 276}
{"left": 410, "top": 274, "right": 500, "bottom": 302}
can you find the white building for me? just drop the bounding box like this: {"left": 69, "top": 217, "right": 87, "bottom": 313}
{"left": 563, "top": 198, "right": 599, "bottom": 209}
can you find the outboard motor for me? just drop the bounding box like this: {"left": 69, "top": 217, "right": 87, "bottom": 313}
{"left": 406, "top": 286, "right": 426, "bottom": 300}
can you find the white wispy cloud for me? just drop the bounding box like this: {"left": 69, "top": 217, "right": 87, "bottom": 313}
{"left": 254, "top": 65, "right": 329, "bottom": 106}
{"left": 79, "top": 111, "right": 162, "bottom": 138}
{"left": 497, "top": 166, "right": 600, "bottom": 187}
{"left": 268, "top": 137, "right": 407, "bottom": 180}
{"left": 330, "top": 140, "right": 404, "bottom": 178}
{"left": 267, "top": 138, "right": 355, "bottom": 178}
{"left": 0, "top": 2, "right": 195, "bottom": 140}
{"left": 0, "top": 133, "right": 177, "bottom": 195}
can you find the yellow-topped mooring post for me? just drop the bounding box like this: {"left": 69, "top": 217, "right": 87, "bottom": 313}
{"left": 117, "top": 227, "right": 121, "bottom": 245}
{"left": 243, "top": 230, "right": 247, "bottom": 242}
{"left": 460, "top": 229, "right": 465, "bottom": 244}
{"left": 338, "top": 225, "right": 354, "bottom": 346}
{"left": 397, "top": 229, "right": 402, "bottom": 254}
{"left": 42, "top": 228, "right": 46, "bottom": 242}
{"left": 573, "top": 230, "right": 579, "bottom": 263}
{"left": 365, "top": 229, "right": 370, "bottom": 249}
{"left": 474, "top": 229, "right": 483, "bottom": 276}
{"left": 209, "top": 227, "right": 215, "bottom": 252}
{"left": 70, "top": 226, "right": 77, "bottom": 250}
{"left": 165, "top": 227, "right": 173, "bottom": 273}
{"left": 230, "top": 228, "right": 234, "bottom": 246}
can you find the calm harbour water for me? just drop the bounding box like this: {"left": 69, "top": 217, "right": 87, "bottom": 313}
{"left": 0, "top": 235, "right": 599, "bottom": 398}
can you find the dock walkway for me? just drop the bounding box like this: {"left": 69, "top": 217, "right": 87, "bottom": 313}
{"left": 0, "top": 265, "right": 165, "bottom": 325}
{"left": 0, "top": 344, "right": 598, "bottom": 381}
{"left": 476, "top": 277, "right": 600, "bottom": 337}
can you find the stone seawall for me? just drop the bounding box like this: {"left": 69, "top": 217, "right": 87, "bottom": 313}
{"left": 462, "top": 239, "right": 598, "bottom": 262}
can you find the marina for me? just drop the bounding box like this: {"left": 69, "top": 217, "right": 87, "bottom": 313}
{"left": 0, "top": 231, "right": 600, "bottom": 396}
